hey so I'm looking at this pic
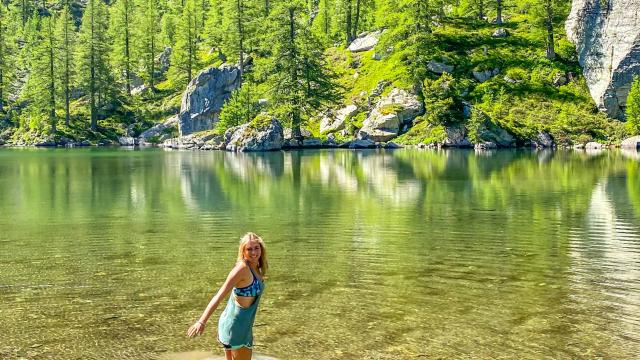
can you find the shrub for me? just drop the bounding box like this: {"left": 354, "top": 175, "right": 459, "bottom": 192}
{"left": 216, "top": 84, "right": 261, "bottom": 133}
{"left": 626, "top": 76, "right": 640, "bottom": 135}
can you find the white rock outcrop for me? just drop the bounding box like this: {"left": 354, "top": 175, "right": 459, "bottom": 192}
{"left": 565, "top": 0, "right": 640, "bottom": 118}
{"left": 320, "top": 105, "right": 358, "bottom": 134}
{"left": 348, "top": 30, "right": 383, "bottom": 52}
{"left": 359, "top": 88, "right": 424, "bottom": 142}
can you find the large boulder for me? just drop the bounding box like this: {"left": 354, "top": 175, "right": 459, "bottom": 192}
{"left": 472, "top": 68, "right": 500, "bottom": 83}
{"left": 533, "top": 131, "right": 554, "bottom": 148}
{"left": 565, "top": 0, "right": 640, "bottom": 118}
{"left": 178, "top": 65, "right": 242, "bottom": 136}
{"left": 427, "top": 60, "right": 454, "bottom": 74}
{"left": 473, "top": 119, "right": 516, "bottom": 147}
{"left": 443, "top": 125, "right": 473, "bottom": 147}
{"left": 621, "top": 135, "right": 640, "bottom": 149}
{"left": 139, "top": 115, "right": 179, "bottom": 144}
{"left": 359, "top": 88, "right": 424, "bottom": 142}
{"left": 347, "top": 30, "right": 383, "bottom": 52}
{"left": 225, "top": 115, "right": 284, "bottom": 152}
{"left": 320, "top": 105, "right": 358, "bottom": 134}
{"left": 158, "top": 46, "right": 172, "bottom": 74}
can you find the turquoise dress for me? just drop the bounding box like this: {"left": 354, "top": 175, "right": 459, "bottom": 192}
{"left": 218, "top": 264, "right": 265, "bottom": 350}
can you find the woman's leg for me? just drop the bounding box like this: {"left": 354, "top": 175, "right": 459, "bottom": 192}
{"left": 224, "top": 349, "right": 233, "bottom": 360}
{"left": 230, "top": 347, "right": 252, "bottom": 360}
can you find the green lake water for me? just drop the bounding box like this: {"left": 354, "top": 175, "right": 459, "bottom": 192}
{"left": 1, "top": 147, "right": 639, "bottom": 359}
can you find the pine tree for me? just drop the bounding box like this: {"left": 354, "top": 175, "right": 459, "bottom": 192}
{"left": 0, "top": 3, "right": 17, "bottom": 113}
{"left": 267, "top": 1, "right": 340, "bottom": 139}
{"left": 23, "top": 14, "right": 57, "bottom": 133}
{"left": 170, "top": 0, "right": 200, "bottom": 84}
{"left": 532, "top": 0, "right": 569, "bottom": 60}
{"left": 137, "top": 0, "right": 160, "bottom": 91}
{"left": 77, "top": 0, "right": 113, "bottom": 131}
{"left": 110, "top": 0, "right": 136, "bottom": 95}
{"left": 55, "top": 1, "right": 75, "bottom": 125}
{"left": 216, "top": 83, "right": 259, "bottom": 132}
{"left": 626, "top": 76, "right": 640, "bottom": 135}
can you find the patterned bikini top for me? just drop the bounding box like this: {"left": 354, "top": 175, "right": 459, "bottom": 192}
{"left": 233, "top": 263, "right": 264, "bottom": 297}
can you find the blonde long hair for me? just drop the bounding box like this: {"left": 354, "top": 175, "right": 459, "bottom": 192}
{"left": 237, "top": 232, "right": 268, "bottom": 277}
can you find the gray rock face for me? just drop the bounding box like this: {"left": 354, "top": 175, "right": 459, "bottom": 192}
{"left": 621, "top": 135, "right": 640, "bottom": 148}
{"left": 158, "top": 47, "right": 172, "bottom": 74}
{"left": 443, "top": 125, "right": 472, "bottom": 147}
{"left": 427, "top": 60, "right": 454, "bottom": 74}
{"left": 534, "top": 131, "right": 554, "bottom": 148}
{"left": 349, "top": 139, "right": 376, "bottom": 148}
{"left": 320, "top": 105, "right": 358, "bottom": 134}
{"left": 475, "top": 120, "right": 516, "bottom": 147}
{"left": 225, "top": 117, "right": 284, "bottom": 152}
{"left": 565, "top": 0, "right": 640, "bottom": 118}
{"left": 139, "top": 115, "right": 179, "bottom": 144}
{"left": 347, "top": 30, "right": 383, "bottom": 52}
{"left": 491, "top": 28, "right": 508, "bottom": 38}
{"left": 359, "top": 88, "right": 424, "bottom": 142}
{"left": 472, "top": 68, "right": 500, "bottom": 83}
{"left": 178, "top": 65, "right": 242, "bottom": 136}
{"left": 118, "top": 136, "right": 137, "bottom": 146}
{"left": 585, "top": 141, "right": 605, "bottom": 149}
{"left": 475, "top": 141, "right": 497, "bottom": 150}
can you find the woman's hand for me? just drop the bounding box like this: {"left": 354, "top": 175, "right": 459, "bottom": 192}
{"left": 187, "top": 321, "right": 205, "bottom": 338}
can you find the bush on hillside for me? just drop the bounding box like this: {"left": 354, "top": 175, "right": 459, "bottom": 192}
{"left": 626, "top": 76, "right": 640, "bottom": 135}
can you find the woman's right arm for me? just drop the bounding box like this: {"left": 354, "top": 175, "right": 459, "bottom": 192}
{"left": 187, "top": 263, "right": 244, "bottom": 338}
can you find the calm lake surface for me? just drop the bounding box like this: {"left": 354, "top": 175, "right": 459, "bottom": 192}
{"left": 1, "top": 147, "right": 640, "bottom": 359}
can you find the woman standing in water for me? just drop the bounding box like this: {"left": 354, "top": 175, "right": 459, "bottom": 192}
{"left": 187, "top": 232, "right": 268, "bottom": 360}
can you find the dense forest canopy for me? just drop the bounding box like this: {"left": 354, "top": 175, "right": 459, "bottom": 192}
{"left": 0, "top": 0, "right": 635, "bottom": 145}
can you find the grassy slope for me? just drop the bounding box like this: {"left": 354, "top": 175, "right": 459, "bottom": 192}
{"left": 317, "top": 15, "right": 627, "bottom": 146}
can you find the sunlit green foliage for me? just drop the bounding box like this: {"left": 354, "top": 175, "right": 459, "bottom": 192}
{"left": 626, "top": 76, "right": 640, "bottom": 135}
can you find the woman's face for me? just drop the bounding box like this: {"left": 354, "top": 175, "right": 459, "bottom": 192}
{"left": 243, "top": 240, "right": 262, "bottom": 264}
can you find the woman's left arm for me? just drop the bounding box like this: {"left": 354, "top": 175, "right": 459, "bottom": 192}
{"left": 187, "top": 264, "right": 245, "bottom": 337}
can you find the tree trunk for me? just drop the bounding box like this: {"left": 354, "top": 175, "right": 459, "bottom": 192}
{"left": 496, "top": 0, "right": 503, "bottom": 24}
{"left": 345, "top": 0, "right": 353, "bottom": 44}
{"left": 90, "top": 0, "right": 97, "bottom": 131}
{"left": 545, "top": 0, "right": 555, "bottom": 60}
{"left": 288, "top": 7, "right": 301, "bottom": 140}
{"left": 478, "top": 0, "right": 485, "bottom": 20}
{"left": 354, "top": 0, "right": 361, "bottom": 39}
{"left": 323, "top": 0, "right": 329, "bottom": 34}
{"left": 187, "top": 13, "right": 192, "bottom": 81}
{"left": 64, "top": 1, "right": 70, "bottom": 125}
{"left": 48, "top": 19, "right": 56, "bottom": 134}
{"left": 150, "top": 26, "right": 156, "bottom": 92}
{"left": 236, "top": 0, "right": 244, "bottom": 73}
{"left": 0, "top": 7, "right": 4, "bottom": 114}
{"left": 265, "top": 0, "right": 269, "bottom": 16}
{"left": 124, "top": 0, "right": 131, "bottom": 95}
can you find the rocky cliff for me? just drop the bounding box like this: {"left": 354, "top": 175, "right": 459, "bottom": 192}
{"left": 565, "top": 0, "right": 640, "bottom": 118}
{"left": 178, "top": 65, "right": 242, "bottom": 136}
